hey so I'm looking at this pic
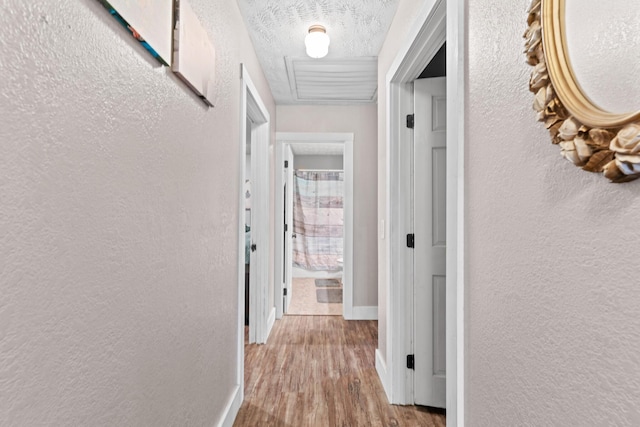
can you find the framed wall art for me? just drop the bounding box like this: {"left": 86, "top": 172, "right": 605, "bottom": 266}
{"left": 525, "top": 0, "right": 640, "bottom": 183}
{"left": 172, "top": 0, "right": 216, "bottom": 107}
{"left": 97, "top": 0, "right": 173, "bottom": 66}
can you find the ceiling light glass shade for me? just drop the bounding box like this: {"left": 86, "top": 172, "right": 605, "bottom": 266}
{"left": 305, "top": 25, "right": 330, "bottom": 58}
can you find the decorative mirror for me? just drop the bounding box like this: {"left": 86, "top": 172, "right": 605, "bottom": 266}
{"left": 524, "top": 0, "right": 640, "bottom": 182}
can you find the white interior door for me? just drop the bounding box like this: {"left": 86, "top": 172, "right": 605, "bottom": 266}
{"left": 248, "top": 124, "right": 258, "bottom": 343}
{"left": 282, "top": 146, "right": 294, "bottom": 313}
{"left": 413, "top": 77, "right": 447, "bottom": 408}
{"left": 249, "top": 121, "right": 270, "bottom": 343}
{"left": 282, "top": 176, "right": 288, "bottom": 311}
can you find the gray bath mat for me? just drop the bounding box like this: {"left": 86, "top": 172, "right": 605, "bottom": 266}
{"left": 316, "top": 288, "right": 343, "bottom": 304}
{"left": 315, "top": 278, "right": 342, "bottom": 288}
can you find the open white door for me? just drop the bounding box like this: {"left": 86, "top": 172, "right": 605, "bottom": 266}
{"left": 282, "top": 146, "right": 294, "bottom": 313}
{"left": 413, "top": 77, "right": 447, "bottom": 408}
{"left": 248, "top": 123, "right": 259, "bottom": 343}
{"left": 281, "top": 168, "right": 288, "bottom": 312}
{"left": 240, "top": 65, "right": 271, "bottom": 345}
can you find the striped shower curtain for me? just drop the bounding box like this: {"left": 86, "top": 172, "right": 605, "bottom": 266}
{"left": 292, "top": 170, "right": 343, "bottom": 271}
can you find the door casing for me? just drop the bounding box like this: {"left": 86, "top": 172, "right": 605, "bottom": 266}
{"left": 377, "top": 0, "right": 466, "bottom": 425}
{"left": 274, "top": 132, "right": 354, "bottom": 319}
{"left": 236, "top": 64, "right": 272, "bottom": 411}
{"left": 282, "top": 146, "right": 294, "bottom": 313}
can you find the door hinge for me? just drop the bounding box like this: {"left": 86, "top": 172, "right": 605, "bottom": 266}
{"left": 406, "top": 233, "right": 415, "bottom": 248}
{"left": 283, "top": 288, "right": 288, "bottom": 296}
{"left": 407, "top": 354, "right": 415, "bottom": 370}
{"left": 284, "top": 224, "right": 288, "bottom": 232}
{"left": 406, "top": 114, "right": 415, "bottom": 129}
{"left": 284, "top": 160, "right": 289, "bottom": 168}
{"left": 251, "top": 243, "right": 257, "bottom": 252}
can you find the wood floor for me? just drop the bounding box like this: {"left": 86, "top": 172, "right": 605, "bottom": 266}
{"left": 234, "top": 316, "right": 446, "bottom": 427}
{"left": 286, "top": 278, "right": 343, "bottom": 316}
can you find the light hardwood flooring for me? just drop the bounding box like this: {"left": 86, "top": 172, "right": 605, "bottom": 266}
{"left": 234, "top": 316, "right": 446, "bottom": 427}
{"left": 287, "top": 278, "right": 343, "bottom": 316}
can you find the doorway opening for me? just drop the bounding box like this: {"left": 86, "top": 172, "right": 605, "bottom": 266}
{"left": 240, "top": 69, "right": 272, "bottom": 347}
{"left": 288, "top": 152, "right": 345, "bottom": 316}
{"left": 275, "top": 133, "right": 355, "bottom": 319}
{"left": 379, "top": 0, "right": 466, "bottom": 424}
{"left": 233, "top": 64, "right": 272, "bottom": 419}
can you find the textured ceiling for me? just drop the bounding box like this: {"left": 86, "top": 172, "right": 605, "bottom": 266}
{"left": 237, "top": 0, "right": 399, "bottom": 104}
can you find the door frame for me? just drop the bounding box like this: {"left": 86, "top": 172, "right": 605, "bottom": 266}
{"left": 278, "top": 144, "right": 294, "bottom": 314}
{"left": 381, "top": 0, "right": 466, "bottom": 425}
{"left": 274, "top": 132, "right": 354, "bottom": 319}
{"left": 236, "top": 64, "right": 271, "bottom": 402}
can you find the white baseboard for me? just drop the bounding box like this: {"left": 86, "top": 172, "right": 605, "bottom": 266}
{"left": 217, "top": 385, "right": 242, "bottom": 427}
{"left": 350, "top": 306, "right": 378, "bottom": 320}
{"left": 375, "top": 349, "right": 392, "bottom": 402}
{"left": 266, "top": 307, "right": 276, "bottom": 341}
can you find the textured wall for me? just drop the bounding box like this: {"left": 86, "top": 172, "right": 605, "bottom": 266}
{"left": 0, "top": 0, "right": 274, "bottom": 425}
{"left": 466, "top": 0, "right": 640, "bottom": 425}
{"left": 277, "top": 105, "right": 378, "bottom": 306}
{"left": 376, "top": 0, "right": 430, "bottom": 367}
{"left": 294, "top": 155, "right": 344, "bottom": 170}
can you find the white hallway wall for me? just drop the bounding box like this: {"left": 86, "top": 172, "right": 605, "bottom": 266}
{"left": 294, "top": 155, "right": 344, "bottom": 170}
{"left": 466, "top": 0, "right": 640, "bottom": 424}
{"left": 377, "top": 0, "right": 640, "bottom": 424}
{"left": 0, "top": 0, "right": 275, "bottom": 425}
{"left": 277, "top": 105, "right": 378, "bottom": 308}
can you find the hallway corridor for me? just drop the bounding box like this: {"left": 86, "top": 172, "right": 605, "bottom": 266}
{"left": 234, "top": 316, "right": 445, "bottom": 426}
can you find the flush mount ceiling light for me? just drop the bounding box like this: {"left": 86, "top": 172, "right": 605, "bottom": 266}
{"left": 305, "top": 25, "right": 330, "bottom": 59}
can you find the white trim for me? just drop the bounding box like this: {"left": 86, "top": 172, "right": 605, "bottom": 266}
{"left": 274, "top": 142, "right": 286, "bottom": 319}
{"left": 375, "top": 349, "right": 390, "bottom": 399}
{"left": 342, "top": 138, "right": 354, "bottom": 320}
{"left": 216, "top": 385, "right": 242, "bottom": 427}
{"left": 351, "top": 306, "right": 378, "bottom": 320}
{"left": 448, "top": 1, "right": 466, "bottom": 425}
{"left": 237, "top": 70, "right": 247, "bottom": 406}
{"left": 274, "top": 132, "right": 354, "bottom": 320}
{"left": 243, "top": 67, "right": 270, "bottom": 125}
{"left": 385, "top": 78, "right": 415, "bottom": 405}
{"left": 382, "top": 0, "right": 466, "bottom": 425}
{"left": 266, "top": 307, "right": 276, "bottom": 340}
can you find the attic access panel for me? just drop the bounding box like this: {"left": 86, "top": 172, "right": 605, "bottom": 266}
{"left": 285, "top": 57, "right": 378, "bottom": 104}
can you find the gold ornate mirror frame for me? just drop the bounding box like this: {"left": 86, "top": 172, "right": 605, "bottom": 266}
{"left": 525, "top": 0, "right": 640, "bottom": 182}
